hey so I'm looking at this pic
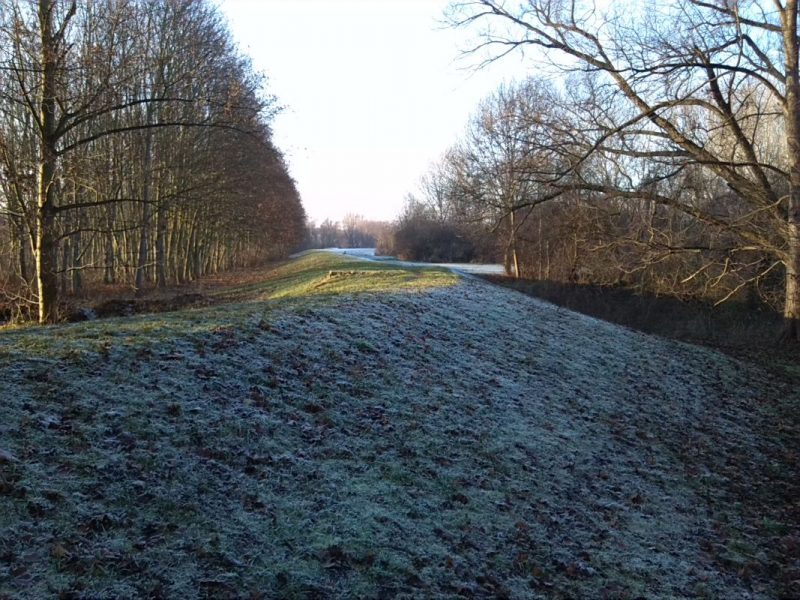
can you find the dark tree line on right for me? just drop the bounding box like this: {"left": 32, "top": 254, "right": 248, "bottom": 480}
{"left": 388, "top": 0, "right": 800, "bottom": 340}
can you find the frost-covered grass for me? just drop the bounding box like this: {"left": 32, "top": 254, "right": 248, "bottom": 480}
{"left": 0, "top": 252, "right": 797, "bottom": 598}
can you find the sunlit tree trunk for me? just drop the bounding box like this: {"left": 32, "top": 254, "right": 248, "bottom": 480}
{"left": 34, "top": 0, "right": 64, "bottom": 323}
{"left": 782, "top": 0, "right": 800, "bottom": 340}
{"left": 135, "top": 107, "right": 155, "bottom": 292}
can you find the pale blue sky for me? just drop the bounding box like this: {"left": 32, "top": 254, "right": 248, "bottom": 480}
{"left": 218, "top": 0, "right": 529, "bottom": 223}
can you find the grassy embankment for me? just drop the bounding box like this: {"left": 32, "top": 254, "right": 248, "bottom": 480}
{"left": 1, "top": 251, "right": 455, "bottom": 341}
{"left": 1, "top": 251, "right": 797, "bottom": 598}
{"left": 0, "top": 252, "right": 457, "bottom": 598}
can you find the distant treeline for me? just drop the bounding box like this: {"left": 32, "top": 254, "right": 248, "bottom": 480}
{"left": 305, "top": 215, "right": 389, "bottom": 251}
{"left": 0, "top": 0, "right": 305, "bottom": 323}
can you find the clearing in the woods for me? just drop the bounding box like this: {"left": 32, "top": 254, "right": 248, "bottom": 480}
{"left": 0, "top": 251, "right": 797, "bottom": 599}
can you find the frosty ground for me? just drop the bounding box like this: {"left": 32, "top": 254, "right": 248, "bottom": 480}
{"left": 0, "top": 252, "right": 797, "bottom": 598}
{"left": 323, "top": 246, "right": 506, "bottom": 277}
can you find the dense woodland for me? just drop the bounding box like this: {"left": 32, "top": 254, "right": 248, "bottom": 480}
{"left": 0, "top": 0, "right": 305, "bottom": 323}
{"left": 382, "top": 0, "right": 800, "bottom": 339}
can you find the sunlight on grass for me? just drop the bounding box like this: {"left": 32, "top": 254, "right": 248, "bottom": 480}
{"left": 0, "top": 252, "right": 457, "bottom": 360}
{"left": 214, "top": 251, "right": 457, "bottom": 302}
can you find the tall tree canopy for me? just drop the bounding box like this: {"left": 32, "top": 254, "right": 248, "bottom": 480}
{"left": 0, "top": 0, "right": 305, "bottom": 323}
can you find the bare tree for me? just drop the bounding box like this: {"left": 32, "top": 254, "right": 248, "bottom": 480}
{"left": 449, "top": 0, "right": 800, "bottom": 339}
{"left": 455, "top": 78, "right": 567, "bottom": 276}
{"left": 0, "top": 0, "right": 304, "bottom": 323}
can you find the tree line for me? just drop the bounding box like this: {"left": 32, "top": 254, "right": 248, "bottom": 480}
{"left": 385, "top": 0, "right": 800, "bottom": 340}
{"left": 0, "top": 0, "right": 305, "bottom": 324}
{"left": 306, "top": 214, "right": 389, "bottom": 250}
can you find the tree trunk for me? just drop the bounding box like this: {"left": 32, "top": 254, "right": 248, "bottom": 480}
{"left": 545, "top": 240, "right": 551, "bottom": 280}
{"left": 155, "top": 196, "right": 167, "bottom": 288}
{"left": 168, "top": 211, "right": 181, "bottom": 283}
{"left": 104, "top": 203, "right": 116, "bottom": 284}
{"left": 134, "top": 114, "right": 154, "bottom": 292}
{"left": 60, "top": 225, "right": 69, "bottom": 296}
{"left": 9, "top": 211, "right": 30, "bottom": 284}
{"left": 782, "top": 0, "right": 800, "bottom": 341}
{"left": 71, "top": 227, "right": 82, "bottom": 295}
{"left": 508, "top": 209, "right": 520, "bottom": 278}
{"left": 35, "top": 0, "right": 60, "bottom": 324}
{"left": 537, "top": 215, "right": 543, "bottom": 280}
{"left": 784, "top": 246, "right": 800, "bottom": 340}
{"left": 35, "top": 202, "right": 57, "bottom": 323}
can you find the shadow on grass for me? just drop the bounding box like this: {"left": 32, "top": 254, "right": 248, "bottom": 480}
{"left": 484, "top": 276, "right": 785, "bottom": 347}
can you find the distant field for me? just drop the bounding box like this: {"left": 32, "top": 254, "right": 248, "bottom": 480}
{"left": 1, "top": 252, "right": 797, "bottom": 598}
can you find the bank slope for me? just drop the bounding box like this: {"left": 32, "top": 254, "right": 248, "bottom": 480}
{"left": 0, "top": 252, "right": 795, "bottom": 598}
